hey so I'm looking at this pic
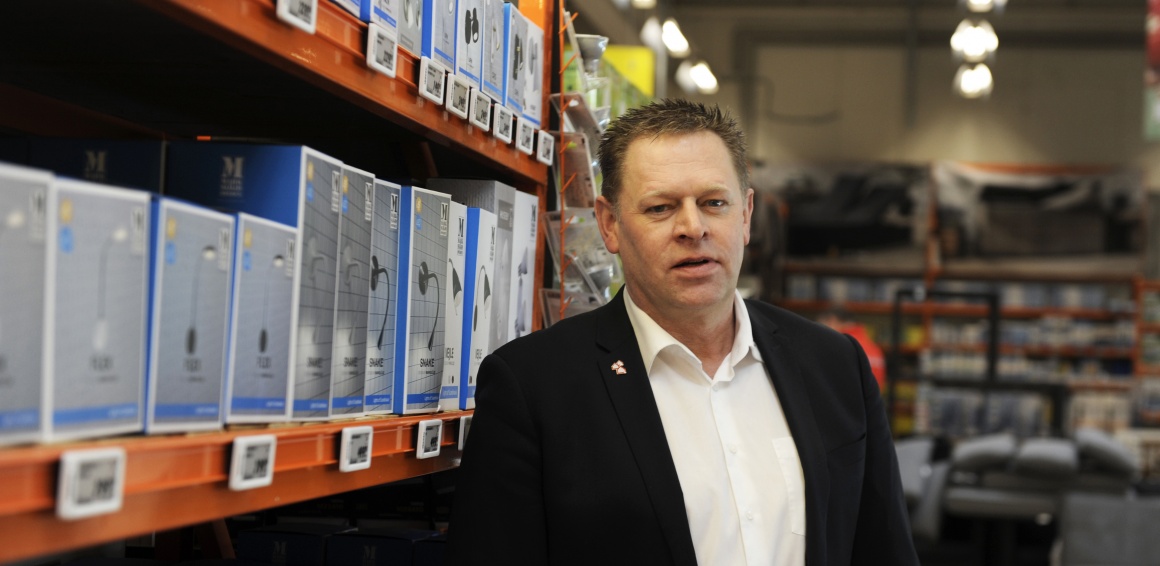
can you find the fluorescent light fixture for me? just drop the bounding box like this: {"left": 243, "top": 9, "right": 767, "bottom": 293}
{"left": 661, "top": 18, "right": 690, "bottom": 58}
{"left": 640, "top": 16, "right": 663, "bottom": 50}
{"left": 954, "top": 63, "right": 994, "bottom": 98}
{"left": 631, "top": 0, "right": 657, "bottom": 8}
{"left": 964, "top": 0, "right": 1007, "bottom": 13}
{"left": 950, "top": 19, "right": 999, "bottom": 63}
{"left": 676, "top": 59, "right": 718, "bottom": 95}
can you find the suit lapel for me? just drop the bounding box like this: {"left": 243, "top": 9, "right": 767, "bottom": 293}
{"left": 749, "top": 304, "right": 828, "bottom": 566}
{"left": 595, "top": 293, "right": 698, "bottom": 566}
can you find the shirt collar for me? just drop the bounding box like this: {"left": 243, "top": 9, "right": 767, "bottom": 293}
{"left": 623, "top": 286, "right": 762, "bottom": 375}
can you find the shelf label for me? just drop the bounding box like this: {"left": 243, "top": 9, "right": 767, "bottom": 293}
{"left": 229, "top": 434, "right": 277, "bottom": 491}
{"left": 367, "top": 23, "right": 398, "bottom": 79}
{"left": 416, "top": 419, "right": 443, "bottom": 459}
{"left": 446, "top": 74, "right": 472, "bottom": 120}
{"left": 515, "top": 117, "right": 535, "bottom": 156}
{"left": 339, "top": 425, "right": 374, "bottom": 472}
{"left": 57, "top": 447, "right": 126, "bottom": 520}
{"left": 469, "top": 90, "right": 492, "bottom": 132}
{"left": 275, "top": 0, "right": 317, "bottom": 35}
{"left": 536, "top": 130, "right": 555, "bottom": 166}
{"left": 493, "top": 105, "right": 514, "bottom": 144}
{"left": 458, "top": 415, "right": 472, "bottom": 451}
{"left": 418, "top": 57, "right": 448, "bottom": 106}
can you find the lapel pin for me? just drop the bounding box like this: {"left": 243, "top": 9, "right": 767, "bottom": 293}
{"left": 611, "top": 360, "right": 626, "bottom": 375}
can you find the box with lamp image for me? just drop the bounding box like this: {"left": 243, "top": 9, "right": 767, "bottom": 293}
{"left": 501, "top": 2, "right": 528, "bottom": 115}
{"left": 45, "top": 178, "right": 151, "bottom": 442}
{"left": 364, "top": 180, "right": 401, "bottom": 415}
{"left": 144, "top": 197, "right": 234, "bottom": 434}
{"left": 0, "top": 163, "right": 51, "bottom": 445}
{"left": 27, "top": 139, "right": 166, "bottom": 192}
{"left": 165, "top": 143, "right": 342, "bottom": 421}
{"left": 455, "top": 0, "right": 484, "bottom": 89}
{"left": 507, "top": 189, "right": 538, "bottom": 341}
{"left": 521, "top": 18, "right": 544, "bottom": 127}
{"left": 330, "top": 165, "right": 374, "bottom": 418}
{"left": 479, "top": 0, "right": 506, "bottom": 103}
{"left": 458, "top": 207, "right": 495, "bottom": 410}
{"left": 396, "top": 0, "right": 423, "bottom": 56}
{"left": 421, "top": 0, "right": 457, "bottom": 71}
{"left": 392, "top": 185, "right": 450, "bottom": 415}
{"left": 425, "top": 178, "right": 514, "bottom": 349}
{"left": 438, "top": 201, "right": 467, "bottom": 412}
{"left": 224, "top": 213, "right": 296, "bottom": 423}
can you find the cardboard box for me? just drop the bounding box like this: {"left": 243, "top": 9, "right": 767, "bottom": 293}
{"left": 392, "top": 186, "right": 450, "bottom": 414}
{"left": 502, "top": 3, "right": 528, "bottom": 114}
{"left": 397, "top": 0, "right": 423, "bottom": 56}
{"left": 360, "top": 0, "right": 399, "bottom": 29}
{"left": 46, "top": 178, "right": 151, "bottom": 442}
{"left": 326, "top": 527, "right": 439, "bottom": 565}
{"left": 165, "top": 143, "right": 342, "bottom": 421}
{"left": 364, "top": 180, "right": 401, "bottom": 415}
{"left": 236, "top": 523, "right": 355, "bottom": 566}
{"left": 522, "top": 18, "right": 544, "bottom": 127}
{"left": 0, "top": 163, "right": 51, "bottom": 445}
{"left": 508, "top": 189, "right": 539, "bottom": 341}
{"left": 425, "top": 178, "right": 514, "bottom": 350}
{"left": 145, "top": 197, "right": 234, "bottom": 433}
{"left": 27, "top": 139, "right": 166, "bottom": 191}
{"left": 479, "top": 0, "right": 506, "bottom": 103}
{"left": 421, "top": 0, "right": 457, "bottom": 70}
{"left": 331, "top": 165, "right": 374, "bottom": 418}
{"left": 460, "top": 207, "right": 496, "bottom": 410}
{"left": 224, "top": 213, "right": 296, "bottom": 423}
{"left": 455, "top": 0, "right": 484, "bottom": 89}
{"left": 438, "top": 201, "right": 467, "bottom": 412}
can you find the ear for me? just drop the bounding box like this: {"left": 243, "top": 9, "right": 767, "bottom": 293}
{"left": 594, "top": 195, "right": 620, "bottom": 255}
{"left": 741, "top": 187, "right": 755, "bottom": 246}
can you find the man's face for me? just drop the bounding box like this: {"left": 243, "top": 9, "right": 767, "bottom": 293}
{"left": 595, "top": 130, "right": 753, "bottom": 322}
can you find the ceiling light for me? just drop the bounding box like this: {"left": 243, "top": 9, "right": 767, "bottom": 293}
{"left": 954, "top": 63, "right": 994, "bottom": 98}
{"left": 950, "top": 19, "right": 999, "bottom": 63}
{"left": 631, "top": 0, "right": 657, "bottom": 8}
{"left": 661, "top": 18, "right": 691, "bottom": 58}
{"left": 963, "top": 0, "right": 1007, "bottom": 13}
{"left": 640, "top": 16, "right": 663, "bottom": 51}
{"left": 689, "top": 61, "right": 719, "bottom": 94}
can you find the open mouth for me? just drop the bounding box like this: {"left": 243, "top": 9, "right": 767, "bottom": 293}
{"left": 675, "top": 258, "right": 711, "bottom": 268}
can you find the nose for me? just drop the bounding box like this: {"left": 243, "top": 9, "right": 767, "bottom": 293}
{"left": 674, "top": 200, "right": 707, "bottom": 241}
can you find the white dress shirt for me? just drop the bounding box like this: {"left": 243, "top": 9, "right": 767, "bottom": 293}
{"left": 624, "top": 287, "right": 806, "bottom": 566}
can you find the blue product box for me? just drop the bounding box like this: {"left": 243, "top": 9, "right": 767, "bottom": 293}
{"left": 236, "top": 523, "right": 355, "bottom": 566}
{"left": 224, "top": 213, "right": 296, "bottom": 423}
{"left": 455, "top": 0, "right": 484, "bottom": 88}
{"left": 165, "top": 143, "right": 343, "bottom": 421}
{"left": 393, "top": 186, "right": 450, "bottom": 415}
{"left": 145, "top": 197, "right": 234, "bottom": 433}
{"left": 361, "top": 0, "right": 399, "bottom": 29}
{"left": 330, "top": 0, "right": 362, "bottom": 17}
{"left": 459, "top": 207, "right": 495, "bottom": 410}
{"left": 326, "top": 527, "right": 439, "bottom": 565}
{"left": 439, "top": 201, "right": 467, "bottom": 412}
{"left": 46, "top": 178, "right": 151, "bottom": 442}
{"left": 521, "top": 17, "right": 544, "bottom": 126}
{"left": 422, "top": 0, "right": 458, "bottom": 70}
{"left": 501, "top": 3, "right": 528, "bottom": 114}
{"left": 0, "top": 163, "right": 51, "bottom": 445}
{"left": 27, "top": 139, "right": 166, "bottom": 191}
{"left": 365, "top": 180, "right": 401, "bottom": 415}
{"left": 331, "top": 165, "right": 374, "bottom": 417}
{"left": 479, "top": 0, "right": 506, "bottom": 102}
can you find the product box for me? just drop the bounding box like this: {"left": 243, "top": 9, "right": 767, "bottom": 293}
{"left": 421, "top": 0, "right": 456, "bottom": 70}
{"left": 455, "top": 0, "right": 484, "bottom": 88}
{"left": 46, "top": 178, "right": 151, "bottom": 442}
{"left": 438, "top": 201, "right": 467, "bottom": 412}
{"left": 364, "top": 180, "right": 401, "bottom": 415}
{"left": 27, "top": 139, "right": 166, "bottom": 191}
{"left": 145, "top": 197, "right": 234, "bottom": 433}
{"left": 0, "top": 163, "right": 51, "bottom": 445}
{"left": 502, "top": 3, "right": 528, "bottom": 114}
{"left": 165, "top": 143, "right": 342, "bottom": 421}
{"left": 412, "top": 534, "right": 448, "bottom": 566}
{"left": 329, "top": 0, "right": 362, "bottom": 17}
{"left": 236, "top": 523, "right": 355, "bottom": 566}
{"left": 326, "top": 528, "right": 439, "bottom": 565}
{"left": 426, "top": 178, "right": 514, "bottom": 349}
{"left": 224, "top": 213, "right": 296, "bottom": 423}
{"left": 393, "top": 186, "right": 450, "bottom": 414}
{"left": 396, "top": 0, "right": 423, "bottom": 56}
{"left": 508, "top": 189, "right": 538, "bottom": 340}
{"left": 459, "top": 207, "right": 496, "bottom": 410}
{"left": 522, "top": 18, "right": 544, "bottom": 126}
{"left": 479, "top": 0, "right": 506, "bottom": 102}
{"left": 331, "top": 165, "right": 374, "bottom": 418}
{"left": 360, "top": 0, "right": 399, "bottom": 29}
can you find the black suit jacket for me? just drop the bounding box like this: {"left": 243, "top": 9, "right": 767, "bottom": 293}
{"left": 447, "top": 292, "right": 918, "bottom": 565}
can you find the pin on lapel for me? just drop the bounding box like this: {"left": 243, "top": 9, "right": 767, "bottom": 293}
{"left": 611, "top": 360, "right": 627, "bottom": 375}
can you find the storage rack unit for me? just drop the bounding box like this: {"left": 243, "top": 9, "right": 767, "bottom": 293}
{"left": 0, "top": 0, "right": 556, "bottom": 562}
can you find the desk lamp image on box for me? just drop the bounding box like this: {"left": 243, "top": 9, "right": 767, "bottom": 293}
{"left": 417, "top": 261, "right": 441, "bottom": 350}
{"left": 341, "top": 245, "right": 363, "bottom": 344}
{"left": 304, "top": 236, "right": 327, "bottom": 344}
{"left": 513, "top": 247, "right": 528, "bottom": 339}
{"left": 94, "top": 226, "right": 130, "bottom": 354}
{"left": 474, "top": 266, "right": 490, "bottom": 332}
{"left": 0, "top": 209, "right": 27, "bottom": 346}
{"left": 371, "top": 255, "right": 391, "bottom": 349}
{"left": 464, "top": 7, "right": 479, "bottom": 44}
{"left": 185, "top": 245, "right": 218, "bottom": 355}
{"left": 260, "top": 255, "right": 286, "bottom": 354}
{"left": 450, "top": 260, "right": 463, "bottom": 315}
{"left": 403, "top": 0, "right": 421, "bottom": 28}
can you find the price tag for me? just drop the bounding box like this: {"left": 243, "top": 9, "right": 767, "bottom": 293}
{"left": 458, "top": 415, "right": 472, "bottom": 451}
{"left": 366, "top": 23, "right": 398, "bottom": 79}
{"left": 275, "top": 0, "right": 317, "bottom": 34}
{"left": 446, "top": 74, "right": 472, "bottom": 120}
{"left": 493, "top": 105, "right": 514, "bottom": 144}
{"left": 514, "top": 117, "right": 535, "bottom": 156}
{"left": 418, "top": 57, "right": 448, "bottom": 106}
{"left": 416, "top": 419, "right": 443, "bottom": 459}
{"left": 468, "top": 90, "right": 493, "bottom": 132}
{"left": 339, "top": 425, "right": 374, "bottom": 472}
{"left": 57, "top": 447, "right": 126, "bottom": 520}
{"left": 229, "top": 434, "right": 277, "bottom": 491}
{"left": 535, "top": 130, "right": 555, "bottom": 166}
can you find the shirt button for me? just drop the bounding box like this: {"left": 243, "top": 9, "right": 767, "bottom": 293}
{"left": 712, "top": 383, "right": 721, "bottom": 392}
{"left": 728, "top": 444, "right": 738, "bottom": 454}
{"left": 746, "top": 511, "right": 755, "bottom": 521}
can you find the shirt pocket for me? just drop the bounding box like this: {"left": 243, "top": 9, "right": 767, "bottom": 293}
{"left": 772, "top": 437, "right": 807, "bottom": 536}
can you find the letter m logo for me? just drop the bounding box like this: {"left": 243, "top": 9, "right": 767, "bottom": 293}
{"left": 222, "top": 156, "right": 245, "bottom": 179}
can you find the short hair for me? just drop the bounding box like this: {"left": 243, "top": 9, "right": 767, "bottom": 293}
{"left": 597, "top": 99, "right": 748, "bottom": 209}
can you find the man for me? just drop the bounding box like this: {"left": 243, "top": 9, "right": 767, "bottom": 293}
{"left": 447, "top": 99, "right": 917, "bottom": 565}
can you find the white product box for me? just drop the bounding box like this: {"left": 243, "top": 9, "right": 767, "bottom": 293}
{"left": 360, "top": 0, "right": 399, "bottom": 29}
{"left": 46, "top": 178, "right": 151, "bottom": 442}
{"left": 426, "top": 178, "right": 514, "bottom": 349}
{"left": 455, "top": 0, "right": 484, "bottom": 89}
{"left": 438, "top": 201, "right": 467, "bottom": 412}
{"left": 459, "top": 207, "right": 496, "bottom": 410}
{"left": 502, "top": 3, "right": 528, "bottom": 114}
{"left": 522, "top": 19, "right": 544, "bottom": 127}
{"left": 145, "top": 198, "right": 234, "bottom": 434}
{"left": 479, "top": 0, "right": 506, "bottom": 103}
{"left": 165, "top": 143, "right": 343, "bottom": 421}
{"left": 224, "top": 213, "right": 296, "bottom": 423}
{"left": 508, "top": 189, "right": 538, "bottom": 341}
{"left": 421, "top": 0, "right": 457, "bottom": 70}
{"left": 330, "top": 0, "right": 362, "bottom": 17}
{"left": 0, "top": 163, "right": 51, "bottom": 445}
{"left": 397, "top": 0, "right": 423, "bottom": 56}
{"left": 27, "top": 139, "right": 166, "bottom": 192}
{"left": 392, "top": 186, "right": 451, "bottom": 414}
{"left": 364, "top": 180, "right": 401, "bottom": 415}
{"left": 331, "top": 165, "right": 374, "bottom": 418}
